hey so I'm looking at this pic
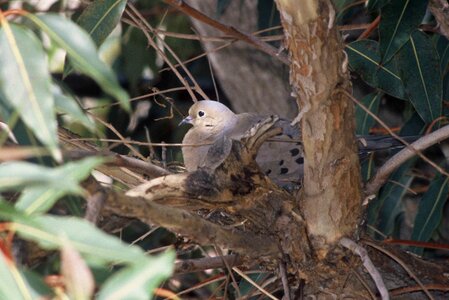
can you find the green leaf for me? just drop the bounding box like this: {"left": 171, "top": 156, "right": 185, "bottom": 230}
{"left": 13, "top": 215, "right": 147, "bottom": 265}
{"left": 366, "top": 0, "right": 389, "bottom": 12}
{"left": 444, "top": 72, "right": 449, "bottom": 102}
{"left": 397, "top": 30, "right": 442, "bottom": 123}
{"left": 0, "top": 22, "right": 60, "bottom": 161}
{"left": 379, "top": 0, "right": 428, "bottom": 63}
{"left": 237, "top": 272, "right": 267, "bottom": 296}
{"left": 436, "top": 35, "right": 449, "bottom": 75}
{"left": 0, "top": 157, "right": 101, "bottom": 192}
{"left": 346, "top": 40, "right": 406, "bottom": 99}
{"left": 26, "top": 13, "right": 130, "bottom": 111}
{"left": 53, "top": 85, "right": 95, "bottom": 130}
{"left": 97, "top": 251, "right": 175, "bottom": 300}
{"left": 355, "top": 92, "right": 381, "bottom": 135}
{"left": 372, "top": 160, "right": 415, "bottom": 236}
{"left": 64, "top": 0, "right": 127, "bottom": 77}
{"left": 0, "top": 200, "right": 36, "bottom": 224}
{"left": 0, "top": 252, "right": 39, "bottom": 300}
{"left": 14, "top": 157, "right": 103, "bottom": 215}
{"left": 368, "top": 112, "right": 425, "bottom": 236}
{"left": 411, "top": 174, "right": 449, "bottom": 255}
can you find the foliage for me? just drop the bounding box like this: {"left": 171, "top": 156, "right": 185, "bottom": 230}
{"left": 343, "top": 0, "right": 449, "bottom": 250}
{"left": 0, "top": 0, "right": 448, "bottom": 298}
{"left": 0, "top": 1, "right": 174, "bottom": 299}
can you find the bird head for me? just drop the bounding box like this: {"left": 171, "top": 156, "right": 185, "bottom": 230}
{"left": 180, "top": 100, "right": 237, "bottom": 134}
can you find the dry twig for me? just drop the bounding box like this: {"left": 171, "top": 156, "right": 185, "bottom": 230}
{"left": 163, "top": 0, "right": 289, "bottom": 65}
{"left": 340, "top": 237, "right": 389, "bottom": 300}
{"left": 364, "top": 240, "right": 434, "bottom": 300}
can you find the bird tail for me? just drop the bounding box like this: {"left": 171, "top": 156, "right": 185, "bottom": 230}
{"left": 357, "top": 135, "right": 421, "bottom": 155}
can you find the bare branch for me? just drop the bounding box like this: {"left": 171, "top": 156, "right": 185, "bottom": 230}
{"left": 364, "top": 240, "right": 434, "bottom": 300}
{"left": 107, "top": 191, "right": 280, "bottom": 259}
{"left": 164, "top": 0, "right": 289, "bottom": 65}
{"left": 175, "top": 254, "right": 241, "bottom": 274}
{"left": 365, "top": 124, "right": 449, "bottom": 196}
{"left": 340, "top": 237, "right": 389, "bottom": 300}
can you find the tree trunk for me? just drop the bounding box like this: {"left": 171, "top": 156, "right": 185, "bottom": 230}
{"left": 274, "top": 0, "right": 362, "bottom": 254}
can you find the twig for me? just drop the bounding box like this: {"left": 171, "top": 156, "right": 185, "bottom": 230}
{"left": 192, "top": 27, "right": 220, "bottom": 100}
{"left": 68, "top": 138, "right": 213, "bottom": 147}
{"left": 349, "top": 268, "right": 377, "bottom": 300}
{"left": 390, "top": 284, "right": 449, "bottom": 297}
{"left": 85, "top": 188, "right": 107, "bottom": 224}
{"left": 109, "top": 192, "right": 279, "bottom": 258}
{"left": 113, "top": 154, "right": 170, "bottom": 177}
{"left": 127, "top": 3, "right": 209, "bottom": 101}
{"left": 363, "top": 240, "right": 434, "bottom": 300}
{"left": 158, "top": 40, "right": 233, "bottom": 73}
{"left": 167, "top": 274, "right": 226, "bottom": 300}
{"left": 124, "top": 5, "right": 199, "bottom": 102}
{"left": 279, "top": 260, "right": 291, "bottom": 300}
{"left": 164, "top": 0, "right": 289, "bottom": 65}
{"left": 357, "top": 15, "right": 380, "bottom": 40}
{"left": 341, "top": 90, "right": 449, "bottom": 196}
{"left": 215, "top": 246, "right": 241, "bottom": 299}
{"left": 365, "top": 124, "right": 449, "bottom": 195}
{"left": 85, "top": 87, "right": 193, "bottom": 111}
{"left": 174, "top": 254, "right": 241, "bottom": 274}
{"left": 382, "top": 239, "right": 449, "bottom": 251}
{"left": 340, "top": 237, "right": 389, "bottom": 300}
{"left": 92, "top": 115, "right": 146, "bottom": 161}
{"left": 232, "top": 267, "right": 279, "bottom": 300}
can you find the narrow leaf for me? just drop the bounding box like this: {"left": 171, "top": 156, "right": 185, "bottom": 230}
{"left": 366, "top": 0, "right": 389, "bottom": 12}
{"left": 53, "top": 85, "right": 95, "bottom": 130}
{"left": 64, "top": 0, "right": 127, "bottom": 76}
{"left": 0, "top": 21, "right": 60, "bottom": 160}
{"left": 436, "top": 35, "right": 449, "bottom": 75}
{"left": 61, "top": 241, "right": 95, "bottom": 300}
{"left": 374, "top": 160, "right": 415, "bottom": 236}
{"left": 379, "top": 0, "right": 428, "bottom": 63}
{"left": 14, "top": 157, "right": 103, "bottom": 214}
{"left": 411, "top": 174, "right": 449, "bottom": 255}
{"left": 13, "top": 215, "right": 146, "bottom": 265}
{"left": 0, "top": 252, "right": 36, "bottom": 300}
{"left": 355, "top": 92, "right": 381, "bottom": 135}
{"left": 397, "top": 30, "right": 442, "bottom": 123}
{"left": 26, "top": 13, "right": 130, "bottom": 111}
{"left": 346, "top": 40, "right": 406, "bottom": 99}
{"left": 97, "top": 251, "right": 175, "bottom": 300}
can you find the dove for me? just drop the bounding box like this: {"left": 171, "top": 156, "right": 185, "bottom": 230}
{"left": 180, "top": 100, "right": 417, "bottom": 186}
{"left": 181, "top": 100, "right": 304, "bottom": 186}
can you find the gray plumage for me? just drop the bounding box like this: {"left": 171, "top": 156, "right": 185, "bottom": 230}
{"left": 181, "top": 100, "right": 303, "bottom": 186}
{"left": 181, "top": 100, "right": 418, "bottom": 186}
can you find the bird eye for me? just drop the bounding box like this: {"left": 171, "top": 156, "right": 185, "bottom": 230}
{"left": 198, "top": 110, "right": 205, "bottom": 117}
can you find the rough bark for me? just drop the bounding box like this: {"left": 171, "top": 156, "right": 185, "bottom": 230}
{"left": 185, "top": 0, "right": 297, "bottom": 118}
{"left": 274, "top": 0, "right": 362, "bottom": 254}
{"left": 429, "top": 0, "right": 449, "bottom": 39}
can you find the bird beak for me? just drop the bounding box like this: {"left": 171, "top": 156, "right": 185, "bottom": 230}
{"left": 179, "top": 116, "right": 193, "bottom": 126}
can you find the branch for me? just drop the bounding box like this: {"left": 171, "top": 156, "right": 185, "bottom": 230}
{"left": 365, "top": 124, "right": 449, "bottom": 196}
{"left": 340, "top": 237, "right": 389, "bottom": 300}
{"left": 164, "top": 0, "right": 289, "bottom": 65}
{"left": 174, "top": 254, "right": 241, "bottom": 274}
{"left": 107, "top": 191, "right": 279, "bottom": 259}
{"left": 364, "top": 240, "right": 434, "bottom": 300}
{"left": 429, "top": 0, "right": 449, "bottom": 39}
{"left": 59, "top": 127, "right": 169, "bottom": 186}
